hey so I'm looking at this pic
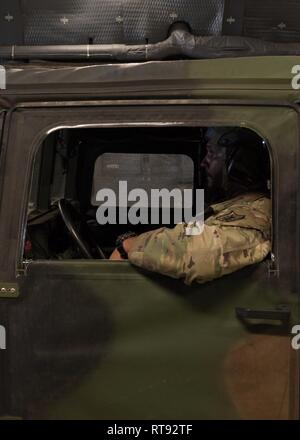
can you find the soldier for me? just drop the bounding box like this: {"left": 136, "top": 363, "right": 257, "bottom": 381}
{"left": 110, "top": 127, "right": 271, "bottom": 285}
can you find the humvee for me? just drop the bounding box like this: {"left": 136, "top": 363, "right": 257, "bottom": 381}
{"left": 0, "top": 0, "right": 299, "bottom": 420}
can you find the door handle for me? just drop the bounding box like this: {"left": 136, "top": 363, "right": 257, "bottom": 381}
{"left": 235, "top": 305, "right": 291, "bottom": 331}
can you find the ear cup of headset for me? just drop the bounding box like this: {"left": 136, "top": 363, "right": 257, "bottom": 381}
{"left": 218, "top": 128, "right": 270, "bottom": 192}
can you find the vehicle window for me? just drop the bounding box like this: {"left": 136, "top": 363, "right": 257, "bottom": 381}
{"left": 25, "top": 127, "right": 199, "bottom": 260}
{"left": 91, "top": 153, "right": 194, "bottom": 206}
{"left": 24, "top": 126, "right": 271, "bottom": 263}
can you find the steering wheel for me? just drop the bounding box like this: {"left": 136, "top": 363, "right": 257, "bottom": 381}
{"left": 58, "top": 199, "right": 105, "bottom": 259}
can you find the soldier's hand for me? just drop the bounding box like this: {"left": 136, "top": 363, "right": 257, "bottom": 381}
{"left": 109, "top": 248, "right": 123, "bottom": 260}
{"left": 109, "top": 237, "right": 137, "bottom": 260}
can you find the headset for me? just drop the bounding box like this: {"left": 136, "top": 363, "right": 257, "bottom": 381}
{"left": 205, "top": 127, "right": 270, "bottom": 193}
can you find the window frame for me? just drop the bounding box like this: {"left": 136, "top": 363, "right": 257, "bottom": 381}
{"left": 0, "top": 101, "right": 298, "bottom": 290}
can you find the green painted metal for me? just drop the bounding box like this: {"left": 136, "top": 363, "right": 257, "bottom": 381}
{"left": 0, "top": 56, "right": 299, "bottom": 419}
{"left": 1, "top": 57, "right": 300, "bottom": 107}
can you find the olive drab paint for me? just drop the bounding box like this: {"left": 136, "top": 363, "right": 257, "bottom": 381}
{"left": 0, "top": 56, "right": 299, "bottom": 419}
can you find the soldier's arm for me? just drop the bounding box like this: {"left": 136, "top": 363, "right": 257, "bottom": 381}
{"left": 126, "top": 223, "right": 271, "bottom": 285}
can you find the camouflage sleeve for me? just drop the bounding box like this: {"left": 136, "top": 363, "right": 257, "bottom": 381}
{"left": 128, "top": 224, "right": 271, "bottom": 285}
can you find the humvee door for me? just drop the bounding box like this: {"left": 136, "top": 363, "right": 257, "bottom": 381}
{"left": 0, "top": 103, "right": 299, "bottom": 420}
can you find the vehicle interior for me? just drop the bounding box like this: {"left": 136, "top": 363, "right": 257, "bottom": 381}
{"left": 25, "top": 126, "right": 271, "bottom": 261}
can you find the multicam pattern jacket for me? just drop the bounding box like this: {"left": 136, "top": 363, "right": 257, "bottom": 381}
{"left": 128, "top": 193, "right": 271, "bottom": 285}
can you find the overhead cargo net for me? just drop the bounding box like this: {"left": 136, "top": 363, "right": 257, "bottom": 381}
{"left": 243, "top": 0, "right": 300, "bottom": 43}
{"left": 1, "top": 0, "right": 300, "bottom": 45}
{"left": 1, "top": 0, "right": 300, "bottom": 61}
{"left": 0, "top": 0, "right": 225, "bottom": 45}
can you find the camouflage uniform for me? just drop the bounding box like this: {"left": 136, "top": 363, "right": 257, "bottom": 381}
{"left": 128, "top": 193, "right": 271, "bottom": 285}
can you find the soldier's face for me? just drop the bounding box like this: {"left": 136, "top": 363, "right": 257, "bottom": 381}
{"left": 200, "top": 142, "right": 227, "bottom": 192}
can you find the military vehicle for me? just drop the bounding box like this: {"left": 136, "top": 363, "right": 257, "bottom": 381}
{"left": 0, "top": 0, "right": 299, "bottom": 420}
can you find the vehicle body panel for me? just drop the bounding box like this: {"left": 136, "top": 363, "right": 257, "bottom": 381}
{"left": 1, "top": 57, "right": 300, "bottom": 107}
{"left": 0, "top": 57, "right": 299, "bottom": 419}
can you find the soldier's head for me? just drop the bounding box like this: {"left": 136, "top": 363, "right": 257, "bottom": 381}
{"left": 201, "top": 127, "right": 270, "bottom": 202}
